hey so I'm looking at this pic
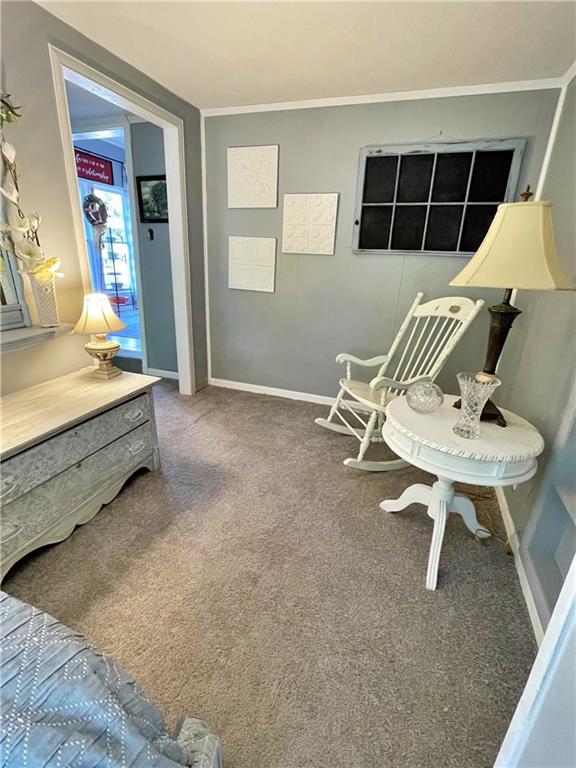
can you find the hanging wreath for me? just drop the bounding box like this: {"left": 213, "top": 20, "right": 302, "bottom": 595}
{"left": 82, "top": 194, "right": 108, "bottom": 249}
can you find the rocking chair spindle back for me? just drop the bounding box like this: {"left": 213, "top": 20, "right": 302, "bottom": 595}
{"left": 315, "top": 292, "right": 485, "bottom": 471}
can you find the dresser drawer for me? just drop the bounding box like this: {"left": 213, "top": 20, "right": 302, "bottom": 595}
{"left": 1, "top": 422, "right": 155, "bottom": 558}
{"left": 1, "top": 393, "right": 151, "bottom": 505}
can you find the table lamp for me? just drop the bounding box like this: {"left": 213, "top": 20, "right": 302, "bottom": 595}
{"left": 73, "top": 293, "right": 126, "bottom": 380}
{"left": 450, "top": 192, "right": 575, "bottom": 426}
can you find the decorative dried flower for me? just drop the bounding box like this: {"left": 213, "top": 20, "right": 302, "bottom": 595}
{"left": 20, "top": 256, "right": 62, "bottom": 283}
{"left": 28, "top": 212, "right": 41, "bottom": 233}
{"left": 11, "top": 217, "right": 30, "bottom": 234}
{"left": 1, "top": 95, "right": 56, "bottom": 283}
{"left": 1, "top": 140, "right": 16, "bottom": 165}
{"left": 0, "top": 94, "right": 22, "bottom": 128}
{"left": 0, "top": 184, "right": 18, "bottom": 205}
{"left": 15, "top": 237, "right": 44, "bottom": 265}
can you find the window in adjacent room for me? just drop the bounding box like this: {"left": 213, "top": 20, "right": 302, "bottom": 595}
{"left": 353, "top": 139, "right": 525, "bottom": 255}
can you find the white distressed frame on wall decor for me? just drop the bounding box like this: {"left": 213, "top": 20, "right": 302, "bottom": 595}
{"left": 227, "top": 144, "right": 278, "bottom": 208}
{"left": 352, "top": 138, "right": 526, "bottom": 257}
{"left": 282, "top": 193, "right": 339, "bottom": 255}
{"left": 48, "top": 45, "right": 196, "bottom": 394}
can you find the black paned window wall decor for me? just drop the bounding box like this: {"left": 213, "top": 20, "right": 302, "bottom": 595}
{"left": 353, "top": 139, "right": 526, "bottom": 255}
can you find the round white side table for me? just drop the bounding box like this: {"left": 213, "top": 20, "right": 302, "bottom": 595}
{"left": 380, "top": 395, "right": 544, "bottom": 590}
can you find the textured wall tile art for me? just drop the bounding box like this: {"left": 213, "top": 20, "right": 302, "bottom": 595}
{"left": 227, "top": 145, "right": 279, "bottom": 208}
{"left": 282, "top": 193, "right": 339, "bottom": 255}
{"left": 228, "top": 236, "right": 276, "bottom": 292}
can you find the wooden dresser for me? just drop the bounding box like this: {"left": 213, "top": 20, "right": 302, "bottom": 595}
{"left": 0, "top": 369, "right": 160, "bottom": 581}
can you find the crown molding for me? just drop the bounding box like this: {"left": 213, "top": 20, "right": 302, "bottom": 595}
{"left": 200, "top": 76, "right": 564, "bottom": 117}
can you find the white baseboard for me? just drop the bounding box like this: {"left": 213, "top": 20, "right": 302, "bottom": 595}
{"left": 147, "top": 367, "right": 179, "bottom": 381}
{"left": 495, "top": 486, "right": 520, "bottom": 553}
{"left": 495, "top": 487, "right": 544, "bottom": 645}
{"left": 208, "top": 377, "right": 334, "bottom": 406}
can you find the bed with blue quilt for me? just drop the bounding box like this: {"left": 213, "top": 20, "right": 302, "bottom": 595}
{"left": 0, "top": 592, "right": 222, "bottom": 767}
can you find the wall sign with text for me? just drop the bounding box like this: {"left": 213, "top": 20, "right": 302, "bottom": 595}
{"left": 75, "top": 149, "right": 113, "bottom": 185}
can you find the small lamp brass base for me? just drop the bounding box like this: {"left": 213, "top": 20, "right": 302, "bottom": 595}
{"left": 84, "top": 335, "right": 122, "bottom": 380}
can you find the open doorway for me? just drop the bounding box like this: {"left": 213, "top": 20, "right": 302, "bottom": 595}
{"left": 65, "top": 79, "right": 182, "bottom": 376}
{"left": 50, "top": 46, "right": 195, "bottom": 393}
{"left": 72, "top": 124, "right": 142, "bottom": 359}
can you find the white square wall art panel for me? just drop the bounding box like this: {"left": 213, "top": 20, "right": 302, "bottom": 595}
{"left": 227, "top": 145, "right": 279, "bottom": 208}
{"left": 228, "top": 236, "right": 276, "bottom": 293}
{"left": 282, "top": 193, "right": 339, "bottom": 255}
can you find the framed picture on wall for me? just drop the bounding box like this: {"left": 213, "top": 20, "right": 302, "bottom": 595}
{"left": 136, "top": 175, "right": 168, "bottom": 223}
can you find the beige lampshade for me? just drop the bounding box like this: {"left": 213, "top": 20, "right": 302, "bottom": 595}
{"left": 73, "top": 293, "right": 126, "bottom": 335}
{"left": 450, "top": 201, "right": 575, "bottom": 291}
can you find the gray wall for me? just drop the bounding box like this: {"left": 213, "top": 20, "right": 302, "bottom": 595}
{"left": 205, "top": 90, "right": 559, "bottom": 396}
{"left": 0, "top": 1, "right": 206, "bottom": 392}
{"left": 499, "top": 78, "right": 576, "bottom": 535}
{"left": 131, "top": 122, "right": 178, "bottom": 373}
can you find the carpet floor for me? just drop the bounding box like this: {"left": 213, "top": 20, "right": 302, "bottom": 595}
{"left": 4, "top": 383, "right": 537, "bottom": 768}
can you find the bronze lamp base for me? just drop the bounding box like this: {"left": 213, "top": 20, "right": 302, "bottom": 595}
{"left": 454, "top": 288, "right": 521, "bottom": 427}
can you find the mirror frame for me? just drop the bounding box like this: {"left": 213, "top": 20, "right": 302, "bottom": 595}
{"left": 0, "top": 239, "right": 31, "bottom": 331}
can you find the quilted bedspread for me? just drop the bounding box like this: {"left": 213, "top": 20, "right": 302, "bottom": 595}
{"left": 0, "top": 592, "right": 222, "bottom": 767}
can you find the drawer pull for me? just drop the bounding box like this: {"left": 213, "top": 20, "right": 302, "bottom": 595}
{"left": 125, "top": 408, "right": 144, "bottom": 422}
{"left": 128, "top": 440, "right": 146, "bottom": 456}
{"left": 0, "top": 474, "right": 18, "bottom": 500}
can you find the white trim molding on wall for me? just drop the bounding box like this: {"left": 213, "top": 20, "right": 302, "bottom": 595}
{"left": 494, "top": 552, "right": 576, "bottom": 767}
{"left": 119, "top": 116, "right": 150, "bottom": 374}
{"left": 200, "top": 114, "right": 212, "bottom": 380}
{"left": 500, "top": 66, "right": 574, "bottom": 646}
{"left": 495, "top": 487, "right": 545, "bottom": 644}
{"left": 200, "top": 73, "right": 572, "bottom": 117}
{"left": 148, "top": 367, "right": 179, "bottom": 381}
{"left": 208, "top": 377, "right": 334, "bottom": 406}
{"left": 48, "top": 45, "right": 196, "bottom": 395}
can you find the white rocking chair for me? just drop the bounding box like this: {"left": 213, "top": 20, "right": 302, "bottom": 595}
{"left": 315, "top": 292, "right": 485, "bottom": 471}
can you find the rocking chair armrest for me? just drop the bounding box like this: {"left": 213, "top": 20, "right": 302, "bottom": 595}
{"left": 335, "top": 353, "right": 390, "bottom": 368}
{"left": 370, "top": 374, "right": 431, "bottom": 392}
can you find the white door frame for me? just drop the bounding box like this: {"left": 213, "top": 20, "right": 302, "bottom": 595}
{"left": 49, "top": 45, "right": 195, "bottom": 394}
{"left": 495, "top": 553, "right": 576, "bottom": 767}
{"left": 71, "top": 120, "right": 150, "bottom": 374}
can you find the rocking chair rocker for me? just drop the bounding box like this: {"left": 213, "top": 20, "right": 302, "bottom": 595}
{"left": 315, "top": 292, "right": 485, "bottom": 471}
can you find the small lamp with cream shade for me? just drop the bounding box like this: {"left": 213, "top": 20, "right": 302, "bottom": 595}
{"left": 450, "top": 193, "right": 575, "bottom": 426}
{"left": 73, "top": 293, "right": 126, "bottom": 380}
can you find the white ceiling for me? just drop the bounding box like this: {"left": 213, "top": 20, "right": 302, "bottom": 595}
{"left": 42, "top": 2, "right": 576, "bottom": 109}
{"left": 65, "top": 81, "right": 133, "bottom": 124}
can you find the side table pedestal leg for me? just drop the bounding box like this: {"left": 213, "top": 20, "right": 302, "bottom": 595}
{"left": 379, "top": 483, "right": 431, "bottom": 513}
{"left": 425, "top": 478, "right": 454, "bottom": 591}
{"left": 451, "top": 495, "right": 491, "bottom": 539}
{"left": 380, "top": 479, "right": 485, "bottom": 590}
